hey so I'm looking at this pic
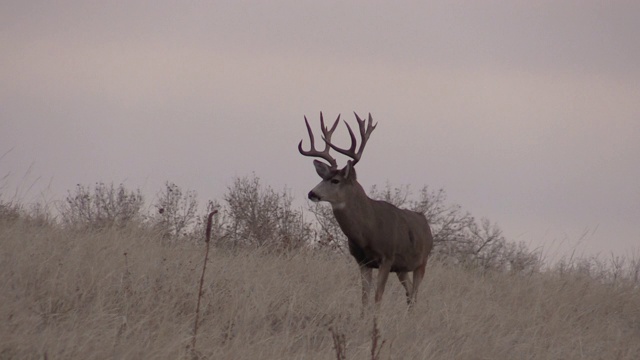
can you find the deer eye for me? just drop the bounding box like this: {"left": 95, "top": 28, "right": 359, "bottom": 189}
{"left": 330, "top": 179, "right": 340, "bottom": 184}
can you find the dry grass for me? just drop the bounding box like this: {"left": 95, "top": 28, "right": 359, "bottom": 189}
{"left": 1, "top": 217, "right": 639, "bottom": 359}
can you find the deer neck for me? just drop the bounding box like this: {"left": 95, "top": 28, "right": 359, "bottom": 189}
{"left": 331, "top": 183, "right": 374, "bottom": 241}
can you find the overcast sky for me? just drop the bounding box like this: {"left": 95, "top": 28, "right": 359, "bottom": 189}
{"left": 2, "top": 1, "right": 639, "bottom": 259}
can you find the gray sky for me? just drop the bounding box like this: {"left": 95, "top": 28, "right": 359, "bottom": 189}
{"left": 2, "top": 1, "right": 639, "bottom": 258}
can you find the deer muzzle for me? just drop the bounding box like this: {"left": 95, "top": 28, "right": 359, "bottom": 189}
{"left": 308, "top": 190, "right": 321, "bottom": 202}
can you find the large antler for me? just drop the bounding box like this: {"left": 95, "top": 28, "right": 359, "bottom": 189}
{"left": 326, "top": 112, "right": 377, "bottom": 166}
{"left": 298, "top": 112, "right": 341, "bottom": 168}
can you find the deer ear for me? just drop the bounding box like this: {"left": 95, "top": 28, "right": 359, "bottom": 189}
{"left": 342, "top": 160, "right": 357, "bottom": 180}
{"left": 313, "top": 160, "right": 333, "bottom": 180}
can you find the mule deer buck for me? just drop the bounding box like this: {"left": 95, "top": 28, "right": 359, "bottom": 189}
{"left": 299, "top": 112, "right": 433, "bottom": 306}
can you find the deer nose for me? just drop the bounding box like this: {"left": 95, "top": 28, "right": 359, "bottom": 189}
{"left": 308, "top": 191, "right": 321, "bottom": 202}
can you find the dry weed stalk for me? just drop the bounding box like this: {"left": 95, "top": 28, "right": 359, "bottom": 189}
{"left": 329, "top": 327, "right": 347, "bottom": 360}
{"left": 114, "top": 252, "right": 132, "bottom": 351}
{"left": 328, "top": 318, "right": 387, "bottom": 360}
{"left": 370, "top": 317, "right": 386, "bottom": 360}
{"left": 191, "top": 210, "right": 218, "bottom": 353}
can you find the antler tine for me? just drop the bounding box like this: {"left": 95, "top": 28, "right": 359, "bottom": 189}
{"left": 320, "top": 113, "right": 341, "bottom": 144}
{"left": 299, "top": 115, "right": 315, "bottom": 149}
{"left": 298, "top": 113, "right": 338, "bottom": 168}
{"left": 326, "top": 112, "right": 377, "bottom": 166}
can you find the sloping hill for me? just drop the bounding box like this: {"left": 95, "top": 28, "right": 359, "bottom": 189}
{"left": 1, "top": 218, "right": 639, "bottom": 359}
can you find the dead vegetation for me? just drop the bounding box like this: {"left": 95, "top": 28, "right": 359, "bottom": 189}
{"left": 1, "top": 176, "right": 639, "bottom": 359}
{"left": 1, "top": 210, "right": 639, "bottom": 359}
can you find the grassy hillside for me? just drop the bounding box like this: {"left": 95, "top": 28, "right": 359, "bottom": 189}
{"left": 1, "top": 216, "right": 639, "bottom": 359}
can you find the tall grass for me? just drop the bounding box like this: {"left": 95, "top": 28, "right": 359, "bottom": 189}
{"left": 1, "top": 215, "right": 639, "bottom": 359}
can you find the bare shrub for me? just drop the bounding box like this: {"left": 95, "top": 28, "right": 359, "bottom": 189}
{"left": 308, "top": 201, "right": 346, "bottom": 253}
{"left": 1, "top": 190, "right": 54, "bottom": 227}
{"left": 406, "top": 186, "right": 474, "bottom": 247}
{"left": 554, "top": 251, "right": 640, "bottom": 287}
{"left": 388, "top": 183, "right": 541, "bottom": 272}
{"left": 152, "top": 182, "right": 199, "bottom": 241}
{"left": 465, "top": 218, "right": 541, "bottom": 273}
{"left": 0, "top": 199, "right": 21, "bottom": 223}
{"left": 59, "top": 182, "right": 144, "bottom": 229}
{"left": 223, "top": 174, "right": 312, "bottom": 250}
{"left": 0, "top": 173, "right": 21, "bottom": 223}
{"left": 24, "top": 202, "right": 55, "bottom": 227}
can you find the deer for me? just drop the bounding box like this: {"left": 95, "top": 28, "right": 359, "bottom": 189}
{"left": 298, "top": 112, "right": 434, "bottom": 308}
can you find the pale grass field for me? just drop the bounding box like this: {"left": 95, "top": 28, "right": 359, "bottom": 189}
{"left": 1, "top": 218, "right": 639, "bottom": 359}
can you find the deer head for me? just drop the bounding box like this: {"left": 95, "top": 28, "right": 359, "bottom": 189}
{"left": 298, "top": 112, "right": 377, "bottom": 208}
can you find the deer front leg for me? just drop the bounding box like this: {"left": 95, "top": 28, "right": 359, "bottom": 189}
{"left": 374, "top": 260, "right": 392, "bottom": 303}
{"left": 396, "top": 272, "right": 413, "bottom": 305}
{"left": 360, "top": 265, "right": 373, "bottom": 308}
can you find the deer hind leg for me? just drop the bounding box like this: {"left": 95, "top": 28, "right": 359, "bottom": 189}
{"left": 396, "top": 272, "right": 413, "bottom": 304}
{"left": 410, "top": 261, "right": 428, "bottom": 305}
